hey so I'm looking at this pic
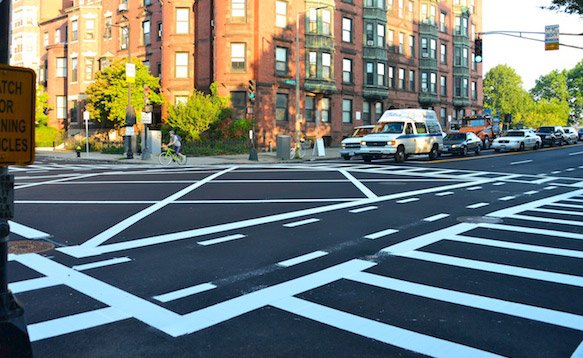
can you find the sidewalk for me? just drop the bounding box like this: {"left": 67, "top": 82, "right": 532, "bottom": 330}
{"left": 35, "top": 146, "right": 342, "bottom": 165}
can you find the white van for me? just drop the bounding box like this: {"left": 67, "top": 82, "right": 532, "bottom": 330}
{"left": 359, "top": 109, "right": 444, "bottom": 163}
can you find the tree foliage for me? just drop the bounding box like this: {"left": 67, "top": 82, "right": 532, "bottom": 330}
{"left": 521, "top": 98, "right": 570, "bottom": 128}
{"left": 544, "top": 0, "right": 583, "bottom": 14}
{"left": 566, "top": 59, "right": 583, "bottom": 121}
{"left": 483, "top": 65, "right": 532, "bottom": 120}
{"left": 165, "top": 83, "right": 231, "bottom": 142}
{"left": 85, "top": 58, "right": 163, "bottom": 128}
{"left": 530, "top": 70, "right": 570, "bottom": 102}
{"left": 35, "top": 85, "right": 50, "bottom": 126}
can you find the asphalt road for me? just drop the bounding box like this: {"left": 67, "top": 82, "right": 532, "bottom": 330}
{"left": 7, "top": 144, "right": 583, "bottom": 357}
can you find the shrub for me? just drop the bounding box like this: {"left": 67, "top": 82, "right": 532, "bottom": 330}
{"left": 35, "top": 126, "right": 63, "bottom": 147}
{"left": 182, "top": 139, "right": 249, "bottom": 156}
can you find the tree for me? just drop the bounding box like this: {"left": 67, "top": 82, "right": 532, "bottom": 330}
{"left": 35, "top": 85, "right": 50, "bottom": 126}
{"left": 85, "top": 58, "right": 163, "bottom": 128}
{"left": 483, "top": 65, "right": 532, "bottom": 121}
{"left": 521, "top": 98, "right": 570, "bottom": 128}
{"left": 530, "top": 70, "right": 569, "bottom": 102}
{"left": 544, "top": 0, "right": 583, "bottom": 15}
{"left": 566, "top": 59, "right": 583, "bottom": 121}
{"left": 166, "top": 83, "right": 230, "bottom": 141}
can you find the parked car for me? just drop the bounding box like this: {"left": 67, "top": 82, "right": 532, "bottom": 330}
{"left": 442, "top": 132, "right": 482, "bottom": 156}
{"left": 563, "top": 127, "right": 578, "bottom": 145}
{"left": 579, "top": 128, "right": 583, "bottom": 141}
{"left": 492, "top": 130, "right": 541, "bottom": 152}
{"left": 340, "top": 125, "right": 375, "bottom": 160}
{"left": 535, "top": 126, "right": 567, "bottom": 147}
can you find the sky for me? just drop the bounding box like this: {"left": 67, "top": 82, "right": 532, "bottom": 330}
{"left": 482, "top": 0, "right": 583, "bottom": 91}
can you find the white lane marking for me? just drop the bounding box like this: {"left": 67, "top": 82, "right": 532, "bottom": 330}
{"left": 478, "top": 223, "right": 583, "bottom": 240}
{"left": 548, "top": 203, "right": 583, "bottom": 209}
{"left": 566, "top": 199, "right": 583, "bottom": 203}
{"left": 572, "top": 340, "right": 583, "bottom": 357}
{"left": 28, "top": 307, "right": 132, "bottom": 342}
{"left": 72, "top": 257, "right": 132, "bottom": 271}
{"left": 530, "top": 208, "right": 583, "bottom": 217}
{"left": 544, "top": 186, "right": 558, "bottom": 190}
{"left": 424, "top": 213, "right": 449, "bottom": 222}
{"left": 449, "top": 235, "right": 583, "bottom": 259}
{"left": 364, "top": 228, "right": 399, "bottom": 240}
{"left": 15, "top": 172, "right": 101, "bottom": 190}
{"left": 277, "top": 251, "right": 329, "bottom": 267}
{"left": 350, "top": 272, "right": 583, "bottom": 331}
{"left": 283, "top": 218, "right": 320, "bottom": 228}
{"left": 8, "top": 221, "right": 51, "bottom": 239}
{"left": 466, "top": 186, "right": 483, "bottom": 191}
{"left": 566, "top": 168, "right": 576, "bottom": 172}
{"left": 396, "top": 198, "right": 419, "bottom": 204}
{"left": 466, "top": 202, "right": 489, "bottom": 209}
{"left": 492, "top": 182, "right": 505, "bottom": 186}
{"left": 338, "top": 169, "right": 378, "bottom": 199}
{"left": 498, "top": 196, "right": 516, "bottom": 201}
{"left": 16, "top": 198, "right": 361, "bottom": 205}
{"left": 435, "top": 191, "right": 454, "bottom": 196}
{"left": 399, "top": 251, "right": 583, "bottom": 287}
{"left": 551, "top": 171, "right": 561, "bottom": 174}
{"left": 16, "top": 200, "right": 158, "bottom": 204}
{"left": 510, "top": 160, "right": 533, "bottom": 165}
{"left": 569, "top": 151, "right": 583, "bottom": 156}
{"left": 272, "top": 296, "right": 502, "bottom": 358}
{"left": 80, "top": 167, "right": 237, "bottom": 248}
{"left": 507, "top": 214, "right": 583, "bottom": 227}
{"left": 349, "top": 206, "right": 378, "bottom": 213}
{"left": 197, "top": 234, "right": 246, "bottom": 246}
{"left": 9, "top": 276, "right": 60, "bottom": 294}
{"left": 524, "top": 191, "right": 539, "bottom": 195}
{"left": 153, "top": 283, "right": 217, "bottom": 303}
{"left": 487, "top": 189, "right": 583, "bottom": 218}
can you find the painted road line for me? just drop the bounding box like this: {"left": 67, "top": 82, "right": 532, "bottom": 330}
{"left": 571, "top": 340, "right": 583, "bottom": 357}
{"left": 435, "top": 191, "right": 454, "bottom": 196}
{"left": 350, "top": 271, "right": 583, "bottom": 331}
{"left": 72, "top": 257, "right": 132, "bottom": 271}
{"left": 283, "top": 218, "right": 320, "bottom": 228}
{"left": 466, "top": 186, "right": 482, "bottom": 191}
{"left": 544, "top": 186, "right": 558, "bottom": 190}
{"left": 277, "top": 251, "right": 329, "bottom": 267}
{"left": 349, "top": 206, "right": 378, "bottom": 213}
{"left": 478, "top": 223, "right": 583, "bottom": 240}
{"left": 507, "top": 214, "right": 583, "bottom": 227}
{"left": 424, "top": 213, "right": 449, "bottom": 222}
{"left": 153, "top": 283, "right": 217, "bottom": 303}
{"left": 272, "top": 296, "right": 502, "bottom": 358}
{"left": 449, "top": 235, "right": 583, "bottom": 259}
{"left": 16, "top": 200, "right": 158, "bottom": 204}
{"left": 524, "top": 191, "right": 539, "bottom": 195}
{"left": 9, "top": 221, "right": 51, "bottom": 240}
{"left": 569, "top": 151, "right": 583, "bottom": 156}
{"left": 364, "top": 228, "right": 399, "bottom": 240}
{"left": 467, "top": 202, "right": 489, "bottom": 209}
{"left": 339, "top": 169, "right": 378, "bottom": 199}
{"left": 197, "top": 234, "right": 246, "bottom": 246}
{"left": 396, "top": 198, "right": 419, "bottom": 204}
{"left": 551, "top": 171, "right": 561, "bottom": 174}
{"left": 530, "top": 208, "right": 583, "bottom": 217}
{"left": 566, "top": 168, "right": 576, "bottom": 172}
{"left": 566, "top": 199, "right": 583, "bottom": 203}
{"left": 28, "top": 307, "right": 132, "bottom": 342}
{"left": 498, "top": 196, "right": 516, "bottom": 201}
{"left": 492, "top": 182, "right": 505, "bottom": 186}
{"left": 399, "top": 251, "right": 583, "bottom": 287}
{"left": 9, "top": 276, "right": 60, "bottom": 294}
{"left": 548, "top": 203, "right": 583, "bottom": 209}
{"left": 510, "top": 160, "right": 533, "bottom": 165}
{"left": 487, "top": 189, "right": 583, "bottom": 218}
{"left": 15, "top": 173, "right": 101, "bottom": 190}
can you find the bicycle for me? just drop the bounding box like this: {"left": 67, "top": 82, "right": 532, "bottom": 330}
{"left": 159, "top": 146, "right": 187, "bottom": 166}
{"left": 289, "top": 138, "right": 312, "bottom": 159}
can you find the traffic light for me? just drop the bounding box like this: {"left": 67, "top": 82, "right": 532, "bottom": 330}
{"left": 248, "top": 80, "right": 256, "bottom": 103}
{"left": 474, "top": 38, "right": 483, "bottom": 63}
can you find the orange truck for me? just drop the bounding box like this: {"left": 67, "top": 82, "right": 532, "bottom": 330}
{"left": 459, "top": 115, "right": 501, "bottom": 149}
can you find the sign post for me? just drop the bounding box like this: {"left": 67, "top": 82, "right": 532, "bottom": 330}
{"left": 545, "top": 24, "right": 559, "bottom": 51}
{"left": 83, "top": 111, "right": 90, "bottom": 156}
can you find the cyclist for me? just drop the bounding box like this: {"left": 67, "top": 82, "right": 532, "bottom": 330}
{"left": 167, "top": 130, "right": 184, "bottom": 159}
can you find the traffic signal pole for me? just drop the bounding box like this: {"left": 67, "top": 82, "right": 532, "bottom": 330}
{"left": 0, "top": 0, "right": 34, "bottom": 356}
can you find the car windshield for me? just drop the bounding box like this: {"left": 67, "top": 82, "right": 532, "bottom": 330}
{"left": 506, "top": 131, "right": 525, "bottom": 137}
{"left": 373, "top": 122, "right": 404, "bottom": 134}
{"left": 538, "top": 127, "right": 553, "bottom": 133}
{"left": 444, "top": 133, "right": 466, "bottom": 140}
{"left": 351, "top": 127, "right": 373, "bottom": 137}
{"left": 463, "top": 119, "right": 486, "bottom": 127}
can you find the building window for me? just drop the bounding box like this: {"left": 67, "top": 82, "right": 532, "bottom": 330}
{"left": 143, "top": 20, "right": 151, "bottom": 45}
{"left": 398, "top": 68, "right": 405, "bottom": 89}
{"left": 321, "top": 97, "right": 330, "bottom": 123}
{"left": 409, "top": 70, "right": 415, "bottom": 91}
{"left": 342, "top": 99, "right": 352, "bottom": 123}
{"left": 322, "top": 52, "right": 331, "bottom": 79}
{"left": 56, "top": 96, "right": 67, "bottom": 119}
{"left": 85, "top": 57, "right": 94, "bottom": 81}
{"left": 440, "top": 12, "right": 447, "bottom": 32}
{"left": 398, "top": 0, "right": 404, "bottom": 17}
{"left": 430, "top": 73, "right": 437, "bottom": 93}
{"left": 322, "top": 9, "right": 331, "bottom": 35}
{"left": 375, "top": 102, "right": 383, "bottom": 120}
{"left": 231, "top": 43, "right": 246, "bottom": 71}
{"left": 308, "top": 8, "right": 317, "bottom": 33}
{"left": 71, "top": 57, "right": 78, "bottom": 82}
{"left": 99, "top": 57, "right": 110, "bottom": 71}
{"left": 388, "top": 29, "right": 394, "bottom": 48}
{"left": 85, "top": 19, "right": 95, "bottom": 40}
{"left": 104, "top": 17, "right": 112, "bottom": 39}
{"left": 378, "top": 63, "right": 386, "bottom": 86}
{"left": 70, "top": 100, "right": 78, "bottom": 123}
{"left": 388, "top": 65, "right": 394, "bottom": 88}
{"left": 232, "top": 0, "right": 246, "bottom": 18}
{"left": 144, "top": 0, "right": 152, "bottom": 5}
{"left": 365, "top": 23, "right": 374, "bottom": 45}
{"left": 366, "top": 62, "right": 374, "bottom": 85}
{"left": 176, "top": 8, "right": 189, "bottom": 34}
{"left": 421, "top": 37, "right": 428, "bottom": 57}
{"left": 440, "top": 107, "right": 447, "bottom": 125}
{"left": 399, "top": 32, "right": 404, "bottom": 54}
{"left": 440, "top": 43, "right": 447, "bottom": 64}
{"left": 462, "top": 47, "right": 469, "bottom": 67}
{"left": 377, "top": 24, "right": 385, "bottom": 47}
{"left": 56, "top": 57, "right": 67, "bottom": 78}
{"left": 430, "top": 39, "right": 437, "bottom": 59}
{"left": 454, "top": 46, "right": 461, "bottom": 66}
{"left": 275, "top": 47, "right": 288, "bottom": 75}
{"left": 342, "top": 17, "right": 352, "bottom": 42}
{"left": 71, "top": 20, "right": 78, "bottom": 41}
{"left": 275, "top": 1, "right": 287, "bottom": 28}
{"left": 440, "top": 75, "right": 447, "bottom": 96}
{"left": 363, "top": 102, "right": 371, "bottom": 124}
{"left": 463, "top": 78, "right": 469, "bottom": 97}
{"left": 305, "top": 96, "right": 315, "bottom": 122}
{"left": 43, "top": 32, "right": 49, "bottom": 47}
{"left": 175, "top": 52, "right": 188, "bottom": 78}
{"left": 121, "top": 26, "right": 128, "bottom": 49}
{"left": 308, "top": 51, "right": 317, "bottom": 78}
{"left": 342, "top": 58, "right": 352, "bottom": 83}
{"left": 421, "top": 72, "right": 428, "bottom": 92}
{"left": 230, "top": 91, "right": 246, "bottom": 119}
{"left": 471, "top": 81, "right": 477, "bottom": 99}
{"left": 472, "top": 53, "right": 477, "bottom": 70}
{"left": 157, "top": 23, "right": 162, "bottom": 40}
{"left": 276, "top": 93, "right": 288, "bottom": 121}
{"left": 55, "top": 28, "right": 61, "bottom": 43}
{"left": 409, "top": 35, "right": 415, "bottom": 57}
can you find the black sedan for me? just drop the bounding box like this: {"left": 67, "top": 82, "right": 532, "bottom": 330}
{"left": 442, "top": 132, "right": 482, "bottom": 156}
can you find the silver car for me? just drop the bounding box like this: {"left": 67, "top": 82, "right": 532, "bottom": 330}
{"left": 563, "top": 127, "right": 578, "bottom": 145}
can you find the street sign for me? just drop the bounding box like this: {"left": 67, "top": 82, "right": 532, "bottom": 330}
{"left": 545, "top": 24, "right": 559, "bottom": 51}
{"left": 0, "top": 64, "right": 36, "bottom": 166}
{"left": 126, "top": 63, "right": 136, "bottom": 83}
{"left": 283, "top": 79, "right": 297, "bottom": 85}
{"left": 141, "top": 112, "right": 152, "bottom": 124}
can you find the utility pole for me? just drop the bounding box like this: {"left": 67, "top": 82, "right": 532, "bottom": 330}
{"left": 0, "top": 0, "right": 34, "bottom": 356}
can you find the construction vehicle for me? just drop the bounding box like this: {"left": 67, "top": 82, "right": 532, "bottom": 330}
{"left": 459, "top": 115, "right": 501, "bottom": 149}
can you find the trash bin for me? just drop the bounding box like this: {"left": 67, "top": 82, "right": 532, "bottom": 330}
{"left": 276, "top": 135, "right": 291, "bottom": 160}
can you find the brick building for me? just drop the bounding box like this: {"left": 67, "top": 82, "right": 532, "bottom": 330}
{"left": 19, "top": 0, "right": 483, "bottom": 144}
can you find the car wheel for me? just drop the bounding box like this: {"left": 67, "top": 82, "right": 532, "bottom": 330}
{"left": 395, "top": 146, "right": 406, "bottom": 163}
{"left": 363, "top": 156, "right": 372, "bottom": 163}
{"left": 461, "top": 146, "right": 468, "bottom": 156}
{"left": 494, "top": 149, "right": 500, "bottom": 153}
{"left": 558, "top": 139, "right": 564, "bottom": 146}
{"left": 551, "top": 138, "right": 556, "bottom": 147}
{"left": 428, "top": 144, "right": 439, "bottom": 160}
{"left": 342, "top": 155, "right": 350, "bottom": 160}
{"left": 475, "top": 145, "right": 481, "bottom": 155}
{"left": 519, "top": 142, "right": 525, "bottom": 151}
{"left": 534, "top": 142, "right": 540, "bottom": 150}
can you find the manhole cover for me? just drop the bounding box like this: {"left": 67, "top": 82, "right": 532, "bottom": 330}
{"left": 457, "top": 216, "right": 504, "bottom": 224}
{"left": 8, "top": 240, "right": 55, "bottom": 254}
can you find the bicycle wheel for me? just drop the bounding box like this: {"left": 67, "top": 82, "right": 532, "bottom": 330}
{"left": 158, "top": 152, "right": 172, "bottom": 165}
{"left": 177, "top": 154, "right": 187, "bottom": 166}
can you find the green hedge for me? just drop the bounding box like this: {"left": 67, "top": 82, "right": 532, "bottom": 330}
{"left": 35, "top": 126, "right": 63, "bottom": 147}
{"left": 182, "top": 140, "right": 249, "bottom": 156}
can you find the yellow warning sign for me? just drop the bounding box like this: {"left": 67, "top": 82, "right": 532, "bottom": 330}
{"left": 0, "top": 64, "right": 36, "bottom": 166}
